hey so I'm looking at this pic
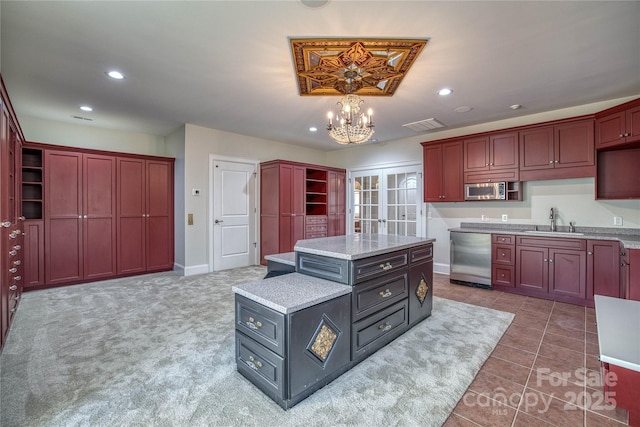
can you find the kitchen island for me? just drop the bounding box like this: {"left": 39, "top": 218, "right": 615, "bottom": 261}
{"left": 233, "top": 234, "right": 435, "bottom": 409}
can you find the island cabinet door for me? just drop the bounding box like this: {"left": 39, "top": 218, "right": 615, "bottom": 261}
{"left": 287, "top": 294, "right": 351, "bottom": 402}
{"left": 408, "top": 259, "right": 433, "bottom": 326}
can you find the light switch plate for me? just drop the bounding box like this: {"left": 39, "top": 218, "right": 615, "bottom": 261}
{"left": 188, "top": 213, "right": 194, "bottom": 225}
{"left": 502, "top": 214, "right": 508, "bottom": 222}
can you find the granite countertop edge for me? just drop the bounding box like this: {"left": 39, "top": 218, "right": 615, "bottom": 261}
{"left": 232, "top": 273, "right": 352, "bottom": 314}
{"left": 264, "top": 252, "right": 296, "bottom": 266}
{"left": 294, "top": 237, "right": 436, "bottom": 260}
{"left": 449, "top": 222, "right": 640, "bottom": 249}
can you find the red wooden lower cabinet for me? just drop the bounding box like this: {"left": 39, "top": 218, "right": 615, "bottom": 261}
{"left": 629, "top": 249, "right": 640, "bottom": 301}
{"left": 603, "top": 362, "right": 640, "bottom": 426}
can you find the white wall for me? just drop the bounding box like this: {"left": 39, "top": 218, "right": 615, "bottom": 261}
{"left": 165, "top": 126, "right": 186, "bottom": 271}
{"left": 181, "top": 124, "right": 330, "bottom": 272}
{"left": 327, "top": 95, "right": 640, "bottom": 274}
{"left": 20, "top": 116, "right": 168, "bottom": 156}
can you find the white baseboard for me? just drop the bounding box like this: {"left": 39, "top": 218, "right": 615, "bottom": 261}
{"left": 174, "top": 263, "right": 210, "bottom": 277}
{"left": 433, "top": 262, "right": 450, "bottom": 276}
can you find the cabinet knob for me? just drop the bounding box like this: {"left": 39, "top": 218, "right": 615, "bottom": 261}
{"left": 501, "top": 253, "right": 506, "bottom": 257}
{"left": 378, "top": 322, "right": 392, "bottom": 332}
{"left": 9, "top": 268, "right": 17, "bottom": 273}
{"left": 9, "top": 250, "right": 17, "bottom": 256}
{"left": 549, "top": 160, "right": 554, "bottom": 164}
{"left": 554, "top": 160, "right": 559, "bottom": 163}
{"left": 549, "top": 259, "right": 554, "bottom": 263}
{"left": 13, "top": 245, "right": 21, "bottom": 251}
{"left": 13, "top": 276, "right": 21, "bottom": 281}
{"left": 619, "top": 134, "right": 625, "bottom": 138}
{"left": 19, "top": 216, "right": 26, "bottom": 221}
{"left": 544, "top": 258, "right": 548, "bottom": 262}
{"left": 1, "top": 221, "right": 11, "bottom": 228}
{"left": 501, "top": 273, "right": 505, "bottom": 278}
{"left": 13, "top": 260, "right": 21, "bottom": 266}
{"left": 588, "top": 251, "right": 593, "bottom": 255}
{"left": 490, "top": 163, "right": 494, "bottom": 166}
{"left": 9, "top": 285, "right": 17, "bottom": 291}
{"left": 379, "top": 289, "right": 392, "bottom": 298}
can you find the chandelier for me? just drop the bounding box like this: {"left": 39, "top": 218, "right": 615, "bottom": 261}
{"left": 326, "top": 94, "right": 374, "bottom": 145}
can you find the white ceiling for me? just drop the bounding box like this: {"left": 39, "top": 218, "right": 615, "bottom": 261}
{"left": 2, "top": 1, "right": 640, "bottom": 152}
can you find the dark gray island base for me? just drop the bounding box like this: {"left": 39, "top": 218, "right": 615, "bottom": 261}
{"left": 232, "top": 235, "right": 435, "bottom": 409}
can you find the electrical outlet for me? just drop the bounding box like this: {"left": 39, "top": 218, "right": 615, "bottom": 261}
{"left": 502, "top": 214, "right": 508, "bottom": 222}
{"left": 481, "top": 215, "right": 489, "bottom": 222}
{"left": 188, "top": 213, "right": 194, "bottom": 225}
{"left": 614, "top": 216, "right": 623, "bottom": 226}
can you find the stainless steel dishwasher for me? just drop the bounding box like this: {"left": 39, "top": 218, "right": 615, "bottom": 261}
{"left": 450, "top": 231, "right": 492, "bottom": 288}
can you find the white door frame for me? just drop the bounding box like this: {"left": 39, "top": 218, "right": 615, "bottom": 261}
{"left": 208, "top": 154, "right": 259, "bottom": 272}
{"left": 348, "top": 160, "right": 424, "bottom": 237}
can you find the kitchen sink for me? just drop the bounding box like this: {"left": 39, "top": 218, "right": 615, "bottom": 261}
{"left": 522, "top": 230, "right": 584, "bottom": 236}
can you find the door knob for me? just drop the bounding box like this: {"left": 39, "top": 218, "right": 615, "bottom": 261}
{"left": 215, "top": 219, "right": 223, "bottom": 224}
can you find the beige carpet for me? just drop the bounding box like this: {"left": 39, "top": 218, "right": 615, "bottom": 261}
{"left": 0, "top": 266, "right": 513, "bottom": 427}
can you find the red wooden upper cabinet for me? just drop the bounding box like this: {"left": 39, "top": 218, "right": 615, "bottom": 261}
{"left": 423, "top": 140, "right": 463, "bottom": 203}
{"left": 596, "top": 104, "right": 640, "bottom": 150}
{"left": 464, "top": 132, "right": 518, "bottom": 173}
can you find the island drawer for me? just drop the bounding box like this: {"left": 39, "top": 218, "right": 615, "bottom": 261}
{"left": 236, "top": 332, "right": 285, "bottom": 400}
{"left": 352, "top": 271, "right": 408, "bottom": 321}
{"left": 352, "top": 300, "right": 409, "bottom": 360}
{"left": 235, "top": 294, "right": 286, "bottom": 357}
{"left": 410, "top": 243, "right": 433, "bottom": 264}
{"left": 352, "top": 250, "right": 409, "bottom": 284}
{"left": 296, "top": 253, "right": 350, "bottom": 284}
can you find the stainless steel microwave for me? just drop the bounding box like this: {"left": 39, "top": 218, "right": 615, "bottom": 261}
{"left": 464, "top": 182, "right": 506, "bottom": 200}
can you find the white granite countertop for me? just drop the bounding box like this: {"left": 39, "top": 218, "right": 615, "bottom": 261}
{"left": 294, "top": 234, "right": 435, "bottom": 260}
{"left": 232, "top": 273, "right": 351, "bottom": 314}
{"left": 264, "top": 252, "right": 296, "bottom": 266}
{"left": 595, "top": 295, "right": 640, "bottom": 372}
{"left": 449, "top": 223, "right": 640, "bottom": 249}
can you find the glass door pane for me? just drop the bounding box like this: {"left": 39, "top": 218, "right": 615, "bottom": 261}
{"left": 353, "top": 172, "right": 380, "bottom": 234}
{"left": 385, "top": 171, "right": 418, "bottom": 237}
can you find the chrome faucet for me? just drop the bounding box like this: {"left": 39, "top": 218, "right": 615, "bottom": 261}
{"left": 549, "top": 208, "right": 556, "bottom": 232}
{"left": 569, "top": 221, "right": 575, "bottom": 233}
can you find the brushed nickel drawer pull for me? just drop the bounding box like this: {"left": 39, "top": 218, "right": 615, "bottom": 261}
{"left": 379, "top": 262, "right": 392, "bottom": 271}
{"left": 246, "top": 317, "right": 262, "bottom": 330}
{"left": 13, "top": 260, "right": 21, "bottom": 266}
{"left": 13, "top": 276, "right": 21, "bottom": 281}
{"left": 9, "top": 268, "right": 17, "bottom": 274}
{"left": 246, "top": 355, "right": 263, "bottom": 370}
{"left": 378, "top": 322, "right": 392, "bottom": 332}
{"left": 9, "top": 250, "right": 17, "bottom": 256}
{"left": 13, "top": 245, "right": 21, "bottom": 251}
{"left": 379, "top": 289, "right": 392, "bottom": 298}
{"left": 10, "top": 285, "right": 17, "bottom": 291}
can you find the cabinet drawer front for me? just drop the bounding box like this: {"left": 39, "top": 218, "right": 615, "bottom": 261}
{"left": 493, "top": 245, "right": 515, "bottom": 265}
{"left": 493, "top": 234, "right": 515, "bottom": 245}
{"left": 353, "top": 271, "right": 408, "bottom": 321}
{"left": 305, "top": 215, "right": 328, "bottom": 224}
{"left": 493, "top": 265, "right": 515, "bottom": 287}
{"left": 235, "top": 295, "right": 286, "bottom": 357}
{"left": 516, "top": 236, "right": 586, "bottom": 250}
{"left": 410, "top": 244, "right": 433, "bottom": 264}
{"left": 297, "top": 253, "right": 350, "bottom": 284}
{"left": 352, "top": 250, "right": 408, "bottom": 284}
{"left": 236, "top": 332, "right": 285, "bottom": 400}
{"left": 352, "top": 300, "right": 409, "bottom": 360}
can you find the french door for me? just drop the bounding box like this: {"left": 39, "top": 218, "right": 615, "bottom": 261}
{"left": 351, "top": 165, "right": 423, "bottom": 237}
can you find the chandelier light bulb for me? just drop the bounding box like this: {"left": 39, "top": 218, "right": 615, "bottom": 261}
{"left": 325, "top": 94, "right": 375, "bottom": 145}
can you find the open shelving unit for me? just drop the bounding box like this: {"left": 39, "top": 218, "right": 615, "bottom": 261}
{"left": 305, "top": 168, "right": 328, "bottom": 216}
{"left": 21, "top": 148, "right": 43, "bottom": 219}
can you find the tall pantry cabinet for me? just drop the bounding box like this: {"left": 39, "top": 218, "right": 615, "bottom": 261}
{"left": 23, "top": 143, "right": 174, "bottom": 289}
{"left": 1, "top": 75, "right": 25, "bottom": 351}
{"left": 260, "top": 160, "right": 346, "bottom": 264}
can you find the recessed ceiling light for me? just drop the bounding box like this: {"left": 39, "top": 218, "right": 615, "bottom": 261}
{"left": 437, "top": 88, "right": 453, "bottom": 96}
{"left": 510, "top": 104, "right": 522, "bottom": 110}
{"left": 454, "top": 106, "right": 473, "bottom": 113}
{"left": 106, "top": 70, "right": 125, "bottom": 80}
{"left": 309, "top": 127, "right": 317, "bottom": 132}
{"left": 80, "top": 105, "right": 93, "bottom": 112}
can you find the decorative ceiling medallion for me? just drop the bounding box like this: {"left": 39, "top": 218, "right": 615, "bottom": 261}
{"left": 290, "top": 38, "right": 428, "bottom": 96}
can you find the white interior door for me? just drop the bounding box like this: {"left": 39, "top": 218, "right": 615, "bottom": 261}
{"left": 351, "top": 164, "right": 423, "bottom": 237}
{"left": 212, "top": 159, "right": 257, "bottom": 271}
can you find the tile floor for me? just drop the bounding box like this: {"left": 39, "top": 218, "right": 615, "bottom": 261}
{"left": 433, "top": 273, "right": 630, "bottom": 427}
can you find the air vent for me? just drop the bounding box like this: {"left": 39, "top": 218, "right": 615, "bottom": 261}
{"left": 402, "top": 118, "right": 445, "bottom": 132}
{"left": 72, "top": 115, "right": 93, "bottom": 121}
